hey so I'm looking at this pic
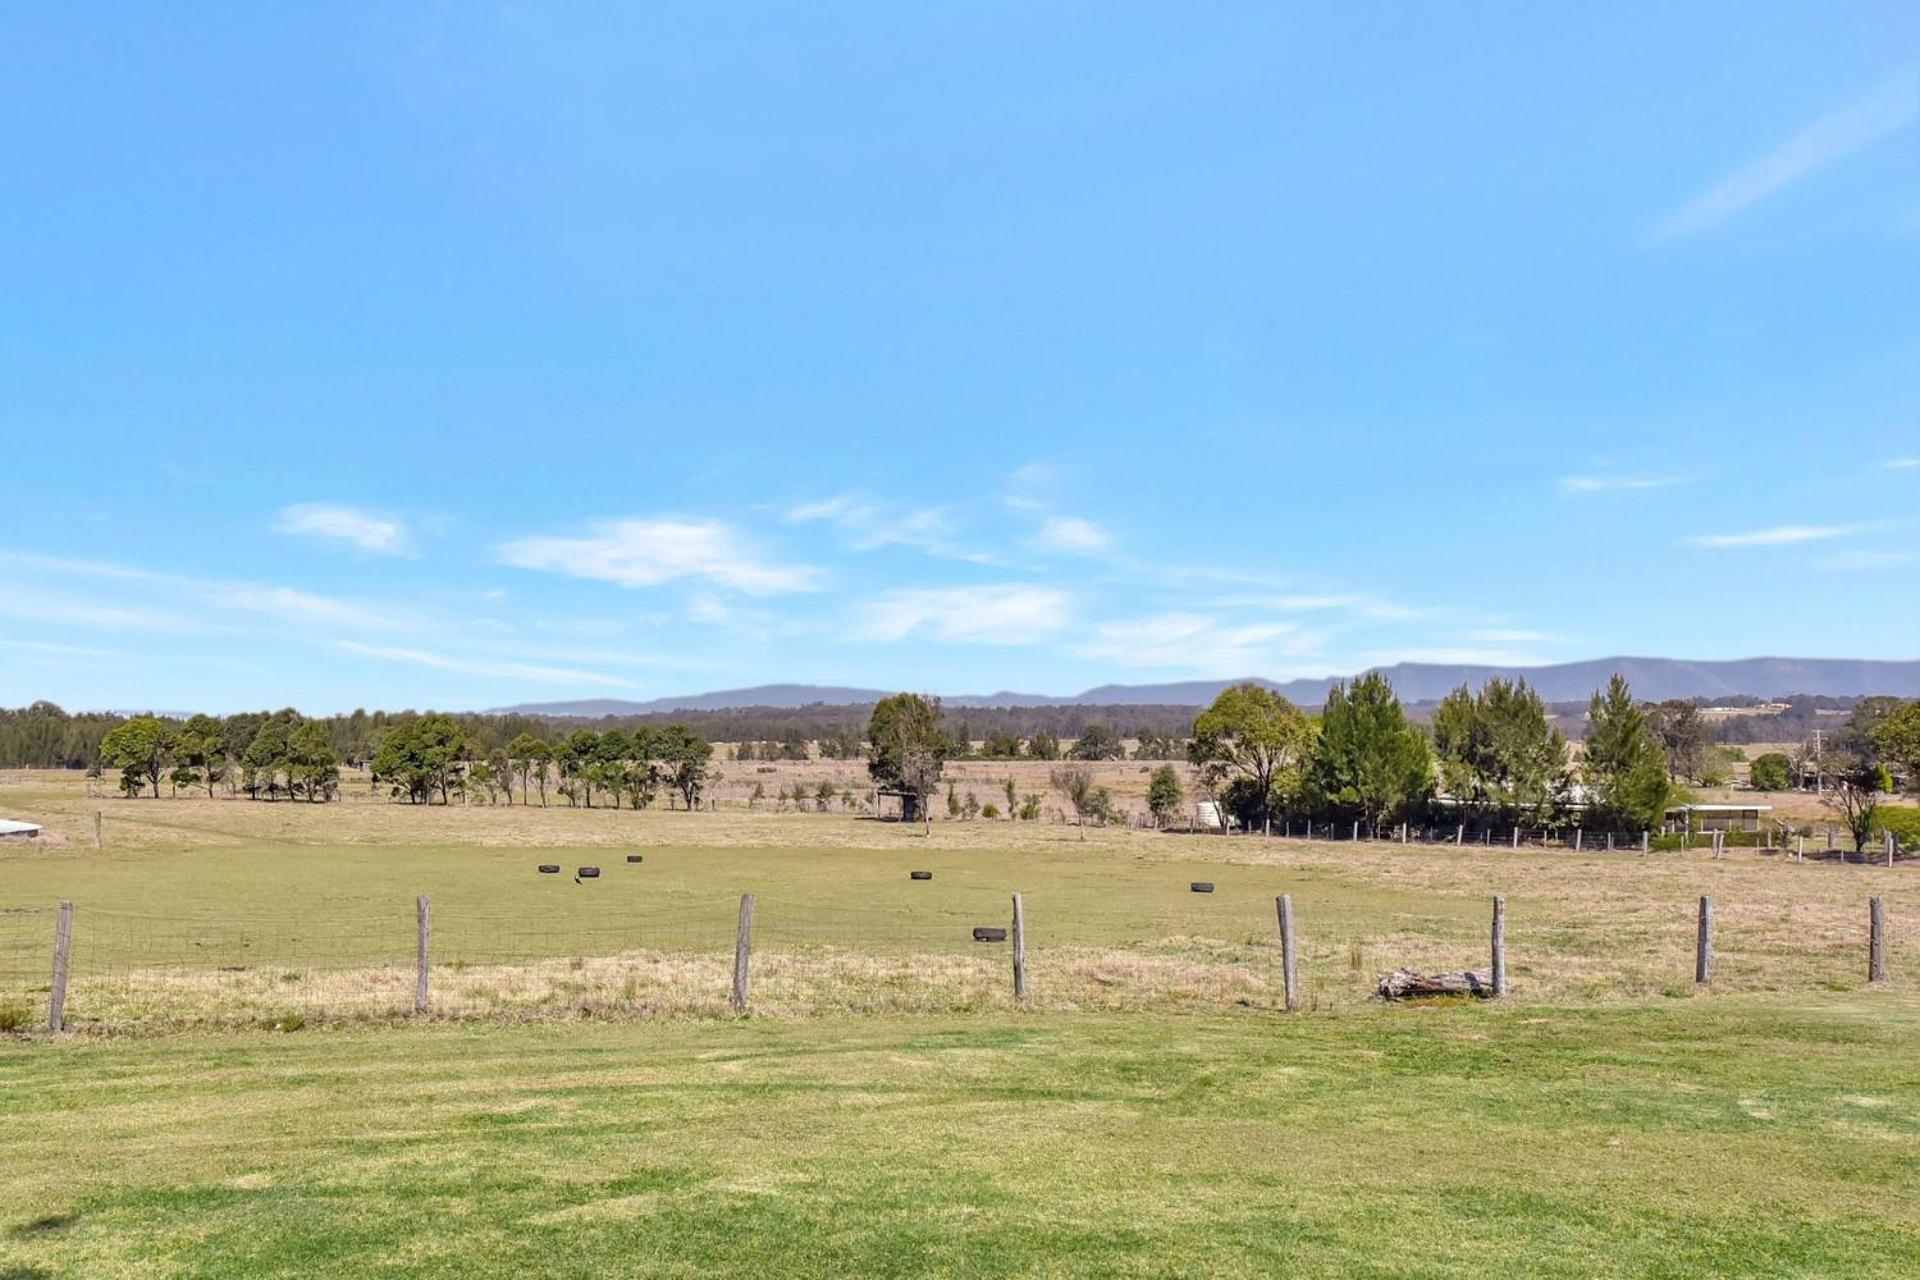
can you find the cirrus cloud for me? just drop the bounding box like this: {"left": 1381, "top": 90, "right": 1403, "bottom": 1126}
{"left": 274, "top": 503, "right": 415, "bottom": 556}
{"left": 499, "top": 518, "right": 822, "bottom": 595}
{"left": 1685, "top": 524, "right": 1862, "bottom": 549}
{"left": 854, "top": 585, "right": 1069, "bottom": 645}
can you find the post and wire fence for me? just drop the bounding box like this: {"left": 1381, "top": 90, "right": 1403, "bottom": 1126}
{"left": 0, "top": 879, "right": 1903, "bottom": 1035}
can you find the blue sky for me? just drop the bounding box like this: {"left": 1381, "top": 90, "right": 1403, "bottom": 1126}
{"left": 2, "top": 4, "right": 1916, "bottom": 713}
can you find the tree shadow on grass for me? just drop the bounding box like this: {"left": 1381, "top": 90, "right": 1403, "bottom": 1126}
{"left": 8, "top": 1212, "right": 76, "bottom": 1238}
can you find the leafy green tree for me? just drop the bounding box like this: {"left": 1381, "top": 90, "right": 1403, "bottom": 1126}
{"left": 657, "top": 724, "right": 713, "bottom": 810}
{"left": 981, "top": 729, "right": 1023, "bottom": 759}
{"left": 287, "top": 719, "right": 340, "bottom": 802}
{"left": 1580, "top": 675, "right": 1673, "bottom": 832}
{"left": 866, "top": 693, "right": 949, "bottom": 822}
{"left": 1187, "top": 683, "right": 1314, "bottom": 831}
{"left": 371, "top": 714, "right": 469, "bottom": 805}
{"left": 1146, "top": 765, "right": 1185, "bottom": 828}
{"left": 1306, "top": 673, "right": 1432, "bottom": 833}
{"left": 1025, "top": 730, "right": 1061, "bottom": 761}
{"left": 555, "top": 729, "right": 599, "bottom": 807}
{"left": 1868, "top": 700, "right": 1920, "bottom": 789}
{"left": 1432, "top": 679, "right": 1569, "bottom": 825}
{"left": 1132, "top": 729, "right": 1184, "bottom": 760}
{"left": 1748, "top": 752, "right": 1793, "bottom": 792}
{"left": 1068, "top": 723, "right": 1125, "bottom": 761}
{"left": 175, "top": 714, "right": 228, "bottom": 798}
{"left": 100, "top": 716, "right": 169, "bottom": 798}
{"left": 242, "top": 715, "right": 293, "bottom": 799}
{"left": 506, "top": 734, "right": 550, "bottom": 806}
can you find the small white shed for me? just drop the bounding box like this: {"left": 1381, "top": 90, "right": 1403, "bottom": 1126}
{"left": 0, "top": 819, "right": 43, "bottom": 838}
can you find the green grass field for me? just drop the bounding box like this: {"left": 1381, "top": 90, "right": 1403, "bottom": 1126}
{"left": 4, "top": 999, "right": 1918, "bottom": 1277}
{"left": 2, "top": 776, "right": 1917, "bottom": 1275}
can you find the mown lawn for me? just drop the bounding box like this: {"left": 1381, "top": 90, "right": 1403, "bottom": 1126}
{"left": 4, "top": 994, "right": 1917, "bottom": 1278}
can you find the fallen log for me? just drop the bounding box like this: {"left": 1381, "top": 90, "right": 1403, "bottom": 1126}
{"left": 1376, "top": 968, "right": 1494, "bottom": 1000}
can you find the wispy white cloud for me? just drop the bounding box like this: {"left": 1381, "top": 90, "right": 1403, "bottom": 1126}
{"left": 1685, "top": 523, "right": 1862, "bottom": 548}
{"left": 0, "top": 591, "right": 196, "bottom": 633}
{"left": 1823, "top": 549, "right": 1919, "bottom": 571}
{"left": 1032, "top": 515, "right": 1109, "bottom": 555}
{"left": 499, "top": 518, "right": 822, "bottom": 595}
{"left": 0, "top": 549, "right": 431, "bottom": 634}
{"left": 1203, "top": 592, "right": 1430, "bottom": 622}
{"left": 274, "top": 503, "right": 415, "bottom": 556}
{"left": 1558, "top": 474, "right": 1678, "bottom": 495}
{"left": 1885, "top": 457, "right": 1920, "bottom": 470}
{"left": 1074, "top": 612, "right": 1316, "bottom": 676}
{"left": 335, "top": 641, "right": 631, "bottom": 687}
{"left": 1655, "top": 74, "right": 1919, "bottom": 240}
{"left": 855, "top": 585, "right": 1069, "bottom": 645}
{"left": 785, "top": 493, "right": 987, "bottom": 561}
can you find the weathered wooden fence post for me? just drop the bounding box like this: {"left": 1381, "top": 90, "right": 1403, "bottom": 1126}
{"left": 1511, "top": 827, "right": 1520, "bottom": 850}
{"left": 1640, "top": 832, "right": 1649, "bottom": 854}
{"left": 1491, "top": 896, "right": 1507, "bottom": 998}
{"left": 731, "top": 893, "right": 755, "bottom": 1013}
{"left": 1011, "top": 892, "right": 1027, "bottom": 1000}
{"left": 93, "top": 811, "right": 102, "bottom": 850}
{"left": 1887, "top": 830, "right": 1897, "bottom": 869}
{"left": 1868, "top": 897, "right": 1887, "bottom": 985}
{"left": 1455, "top": 823, "right": 1464, "bottom": 846}
{"left": 1277, "top": 894, "right": 1299, "bottom": 1012}
{"left": 1695, "top": 896, "right": 1713, "bottom": 985}
{"left": 1796, "top": 834, "right": 1804, "bottom": 862}
{"left": 414, "top": 894, "right": 431, "bottom": 1015}
{"left": 1574, "top": 827, "right": 1582, "bottom": 852}
{"left": 1351, "top": 820, "right": 1360, "bottom": 842}
{"left": 48, "top": 900, "right": 74, "bottom": 1032}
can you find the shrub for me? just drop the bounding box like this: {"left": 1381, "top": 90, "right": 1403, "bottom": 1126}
{"left": 0, "top": 1002, "right": 31, "bottom": 1033}
{"left": 1748, "top": 753, "right": 1792, "bottom": 792}
{"left": 1870, "top": 806, "right": 1920, "bottom": 846}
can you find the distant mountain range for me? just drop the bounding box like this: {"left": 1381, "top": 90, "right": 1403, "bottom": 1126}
{"left": 491, "top": 656, "right": 1920, "bottom": 717}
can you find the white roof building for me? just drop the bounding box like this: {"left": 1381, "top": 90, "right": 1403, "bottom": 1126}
{"left": 0, "top": 819, "right": 43, "bottom": 837}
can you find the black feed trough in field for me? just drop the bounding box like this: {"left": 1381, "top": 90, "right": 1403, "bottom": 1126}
{"left": 537, "top": 864, "right": 560, "bottom": 874}
{"left": 1190, "top": 882, "right": 1215, "bottom": 893}
{"left": 910, "top": 870, "right": 933, "bottom": 881}
{"left": 972, "top": 926, "right": 1007, "bottom": 943}
{"left": 577, "top": 866, "right": 601, "bottom": 879}
{"left": 626, "top": 854, "right": 644, "bottom": 863}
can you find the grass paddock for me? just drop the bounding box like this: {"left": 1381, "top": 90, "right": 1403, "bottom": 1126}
{"left": 2, "top": 772, "right": 1916, "bottom": 1275}
{"left": 3, "top": 997, "right": 1918, "bottom": 1277}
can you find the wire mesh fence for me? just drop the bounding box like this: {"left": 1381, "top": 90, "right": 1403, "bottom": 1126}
{"left": 0, "top": 883, "right": 1901, "bottom": 1035}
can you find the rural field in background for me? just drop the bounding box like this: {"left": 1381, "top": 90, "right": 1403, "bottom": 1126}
{"left": 2, "top": 767, "right": 1916, "bottom": 1275}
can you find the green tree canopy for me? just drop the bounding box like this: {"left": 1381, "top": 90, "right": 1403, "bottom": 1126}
{"left": 1068, "top": 723, "right": 1125, "bottom": 761}
{"left": 866, "top": 693, "right": 949, "bottom": 821}
{"left": 1146, "top": 765, "right": 1185, "bottom": 828}
{"left": 1306, "top": 673, "right": 1432, "bottom": 833}
{"left": 1188, "top": 683, "right": 1314, "bottom": 830}
{"left": 1748, "top": 752, "right": 1793, "bottom": 793}
{"left": 1432, "top": 678, "right": 1570, "bottom": 825}
{"left": 1580, "top": 675, "right": 1673, "bottom": 833}
{"left": 1867, "top": 700, "right": 1920, "bottom": 787}
{"left": 100, "top": 716, "right": 169, "bottom": 798}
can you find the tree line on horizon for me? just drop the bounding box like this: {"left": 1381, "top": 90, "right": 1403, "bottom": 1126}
{"left": 5, "top": 681, "right": 1915, "bottom": 849}
{"left": 858, "top": 678, "right": 1920, "bottom": 851}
